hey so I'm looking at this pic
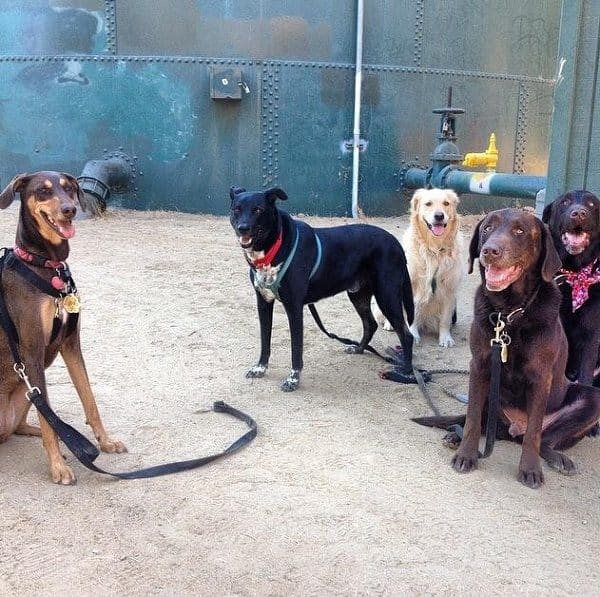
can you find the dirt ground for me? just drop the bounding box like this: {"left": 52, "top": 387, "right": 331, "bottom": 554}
{"left": 0, "top": 203, "right": 598, "bottom": 597}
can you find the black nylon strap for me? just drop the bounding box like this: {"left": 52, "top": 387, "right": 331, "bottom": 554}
{"left": 5, "top": 251, "right": 64, "bottom": 297}
{"left": 480, "top": 342, "right": 501, "bottom": 458}
{"left": 308, "top": 303, "right": 394, "bottom": 363}
{"left": 29, "top": 392, "right": 257, "bottom": 480}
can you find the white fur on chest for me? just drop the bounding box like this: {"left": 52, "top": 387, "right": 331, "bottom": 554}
{"left": 245, "top": 249, "right": 282, "bottom": 302}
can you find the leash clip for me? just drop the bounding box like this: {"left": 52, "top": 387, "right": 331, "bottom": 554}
{"left": 489, "top": 313, "right": 511, "bottom": 363}
{"left": 13, "top": 362, "right": 41, "bottom": 400}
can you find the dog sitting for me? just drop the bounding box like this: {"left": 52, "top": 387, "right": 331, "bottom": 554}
{"left": 0, "top": 172, "right": 126, "bottom": 484}
{"left": 229, "top": 186, "right": 415, "bottom": 391}
{"left": 414, "top": 208, "right": 600, "bottom": 488}
{"left": 373, "top": 188, "right": 465, "bottom": 347}
{"left": 542, "top": 190, "right": 600, "bottom": 386}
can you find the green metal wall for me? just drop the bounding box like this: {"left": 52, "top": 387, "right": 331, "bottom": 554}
{"left": 546, "top": 0, "right": 600, "bottom": 201}
{"left": 0, "top": 0, "right": 561, "bottom": 215}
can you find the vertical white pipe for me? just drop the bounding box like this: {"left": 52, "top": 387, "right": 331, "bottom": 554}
{"left": 351, "top": 0, "right": 364, "bottom": 219}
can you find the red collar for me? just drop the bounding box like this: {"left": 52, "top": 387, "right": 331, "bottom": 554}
{"left": 14, "top": 245, "right": 66, "bottom": 269}
{"left": 13, "top": 245, "right": 70, "bottom": 290}
{"left": 248, "top": 230, "right": 283, "bottom": 268}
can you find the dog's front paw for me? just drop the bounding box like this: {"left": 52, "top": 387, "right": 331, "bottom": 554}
{"left": 50, "top": 461, "right": 77, "bottom": 485}
{"left": 517, "top": 466, "right": 544, "bottom": 489}
{"left": 438, "top": 333, "right": 455, "bottom": 348}
{"left": 98, "top": 437, "right": 127, "bottom": 454}
{"left": 281, "top": 370, "right": 300, "bottom": 392}
{"left": 246, "top": 364, "right": 268, "bottom": 379}
{"left": 451, "top": 452, "right": 478, "bottom": 473}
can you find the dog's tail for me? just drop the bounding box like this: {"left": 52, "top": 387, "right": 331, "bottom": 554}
{"left": 411, "top": 414, "right": 466, "bottom": 430}
{"left": 402, "top": 277, "right": 415, "bottom": 326}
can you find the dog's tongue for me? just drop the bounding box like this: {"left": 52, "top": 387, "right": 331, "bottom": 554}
{"left": 430, "top": 224, "right": 445, "bottom": 237}
{"left": 563, "top": 231, "right": 588, "bottom": 254}
{"left": 58, "top": 221, "right": 75, "bottom": 239}
{"left": 485, "top": 265, "right": 519, "bottom": 290}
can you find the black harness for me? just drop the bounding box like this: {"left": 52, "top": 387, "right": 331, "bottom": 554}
{"left": 0, "top": 249, "right": 257, "bottom": 480}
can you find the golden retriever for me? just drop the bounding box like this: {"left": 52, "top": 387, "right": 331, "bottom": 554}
{"left": 374, "top": 188, "right": 465, "bottom": 347}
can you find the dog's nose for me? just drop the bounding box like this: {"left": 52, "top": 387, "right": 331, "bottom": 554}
{"left": 433, "top": 212, "right": 445, "bottom": 222}
{"left": 237, "top": 224, "right": 250, "bottom": 234}
{"left": 570, "top": 207, "right": 588, "bottom": 221}
{"left": 61, "top": 204, "right": 77, "bottom": 219}
{"left": 481, "top": 244, "right": 502, "bottom": 259}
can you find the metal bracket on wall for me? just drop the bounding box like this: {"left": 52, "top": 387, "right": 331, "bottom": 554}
{"left": 342, "top": 138, "right": 368, "bottom": 153}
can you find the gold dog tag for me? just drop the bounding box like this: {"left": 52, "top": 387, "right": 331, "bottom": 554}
{"left": 63, "top": 294, "right": 80, "bottom": 314}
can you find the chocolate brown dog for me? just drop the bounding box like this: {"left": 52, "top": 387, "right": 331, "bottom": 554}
{"left": 542, "top": 190, "right": 600, "bottom": 386}
{"left": 414, "top": 208, "right": 600, "bottom": 488}
{"left": 0, "top": 172, "right": 126, "bottom": 484}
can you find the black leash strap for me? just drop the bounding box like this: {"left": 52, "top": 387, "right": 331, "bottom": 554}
{"left": 28, "top": 391, "right": 257, "bottom": 479}
{"left": 480, "top": 342, "right": 501, "bottom": 458}
{"left": 0, "top": 251, "right": 257, "bottom": 480}
{"left": 308, "top": 303, "right": 394, "bottom": 363}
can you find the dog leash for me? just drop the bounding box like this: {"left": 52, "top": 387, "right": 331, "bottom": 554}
{"left": 307, "top": 303, "right": 395, "bottom": 363}
{"left": 0, "top": 251, "right": 257, "bottom": 479}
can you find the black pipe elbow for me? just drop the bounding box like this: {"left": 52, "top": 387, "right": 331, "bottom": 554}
{"left": 77, "top": 154, "right": 135, "bottom": 214}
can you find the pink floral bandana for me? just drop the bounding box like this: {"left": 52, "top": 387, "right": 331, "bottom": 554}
{"left": 560, "top": 259, "right": 600, "bottom": 311}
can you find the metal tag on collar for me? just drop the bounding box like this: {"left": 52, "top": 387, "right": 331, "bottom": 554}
{"left": 63, "top": 293, "right": 81, "bottom": 314}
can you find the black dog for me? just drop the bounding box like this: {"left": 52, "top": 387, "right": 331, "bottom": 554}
{"left": 229, "top": 186, "right": 415, "bottom": 391}
{"left": 543, "top": 190, "right": 600, "bottom": 386}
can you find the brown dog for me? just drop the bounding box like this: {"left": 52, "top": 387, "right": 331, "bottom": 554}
{"left": 415, "top": 208, "right": 600, "bottom": 488}
{"left": 0, "top": 171, "right": 126, "bottom": 484}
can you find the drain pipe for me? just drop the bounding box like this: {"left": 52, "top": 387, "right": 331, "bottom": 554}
{"left": 77, "top": 153, "right": 135, "bottom": 214}
{"left": 351, "top": 0, "right": 364, "bottom": 219}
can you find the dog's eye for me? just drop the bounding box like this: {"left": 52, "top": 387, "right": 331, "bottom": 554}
{"left": 252, "top": 206, "right": 263, "bottom": 214}
{"left": 37, "top": 187, "right": 53, "bottom": 199}
{"left": 513, "top": 227, "right": 524, "bottom": 235}
{"left": 233, "top": 207, "right": 241, "bottom": 215}
{"left": 561, "top": 198, "right": 570, "bottom": 206}
{"left": 482, "top": 225, "right": 493, "bottom": 233}
{"left": 443, "top": 201, "right": 450, "bottom": 206}
{"left": 424, "top": 201, "right": 433, "bottom": 207}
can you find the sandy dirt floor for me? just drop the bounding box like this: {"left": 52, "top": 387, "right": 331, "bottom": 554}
{"left": 0, "top": 203, "right": 598, "bottom": 596}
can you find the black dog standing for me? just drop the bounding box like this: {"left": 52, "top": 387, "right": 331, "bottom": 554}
{"left": 229, "top": 186, "right": 415, "bottom": 391}
{"left": 543, "top": 190, "right": 600, "bottom": 386}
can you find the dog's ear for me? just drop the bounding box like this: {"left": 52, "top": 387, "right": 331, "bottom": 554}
{"left": 541, "top": 198, "right": 554, "bottom": 225}
{"left": 411, "top": 189, "right": 425, "bottom": 212}
{"left": 445, "top": 189, "right": 460, "bottom": 205}
{"left": 0, "top": 173, "right": 31, "bottom": 209}
{"left": 229, "top": 186, "right": 246, "bottom": 201}
{"left": 468, "top": 217, "right": 485, "bottom": 274}
{"left": 264, "top": 187, "right": 288, "bottom": 204}
{"left": 539, "top": 220, "right": 562, "bottom": 282}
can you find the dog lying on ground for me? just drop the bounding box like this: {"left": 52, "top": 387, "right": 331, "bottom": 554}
{"left": 542, "top": 190, "right": 600, "bottom": 386}
{"left": 0, "top": 172, "right": 126, "bottom": 484}
{"left": 414, "top": 208, "right": 600, "bottom": 488}
{"left": 373, "top": 188, "right": 465, "bottom": 347}
{"left": 229, "top": 186, "right": 415, "bottom": 391}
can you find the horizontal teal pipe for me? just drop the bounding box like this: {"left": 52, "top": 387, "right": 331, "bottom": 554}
{"left": 404, "top": 167, "right": 546, "bottom": 200}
